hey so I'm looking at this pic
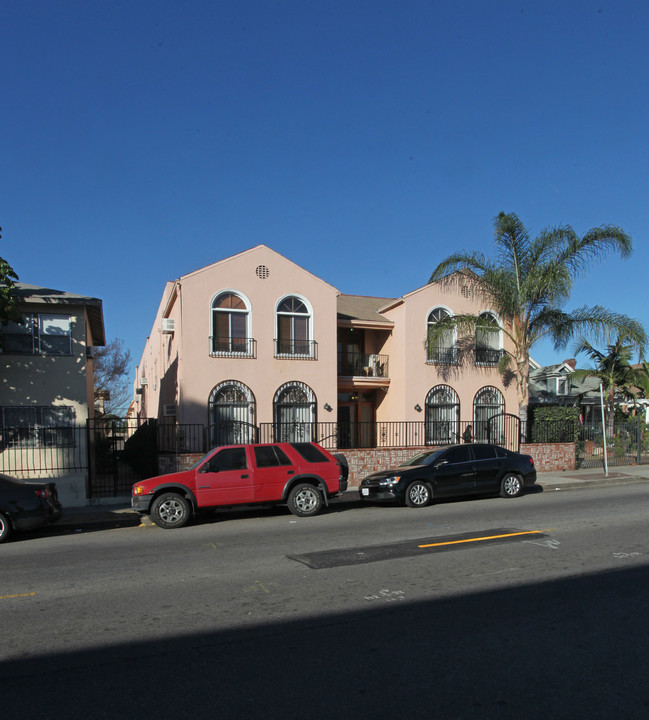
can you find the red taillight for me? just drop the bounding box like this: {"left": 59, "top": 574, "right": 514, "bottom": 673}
{"left": 35, "top": 488, "right": 50, "bottom": 499}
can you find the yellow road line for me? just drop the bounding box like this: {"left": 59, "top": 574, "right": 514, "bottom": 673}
{"left": 418, "top": 530, "right": 555, "bottom": 549}
{"left": 0, "top": 592, "right": 37, "bottom": 600}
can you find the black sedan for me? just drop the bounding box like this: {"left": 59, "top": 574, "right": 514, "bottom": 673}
{"left": 0, "top": 474, "right": 63, "bottom": 543}
{"left": 359, "top": 444, "right": 537, "bottom": 507}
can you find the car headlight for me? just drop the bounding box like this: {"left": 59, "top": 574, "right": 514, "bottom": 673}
{"left": 378, "top": 475, "right": 401, "bottom": 486}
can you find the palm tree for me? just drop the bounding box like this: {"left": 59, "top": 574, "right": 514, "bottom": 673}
{"left": 571, "top": 335, "right": 640, "bottom": 427}
{"left": 428, "top": 212, "right": 647, "bottom": 427}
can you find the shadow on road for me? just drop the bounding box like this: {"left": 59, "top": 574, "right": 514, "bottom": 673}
{"left": 2, "top": 562, "right": 648, "bottom": 719}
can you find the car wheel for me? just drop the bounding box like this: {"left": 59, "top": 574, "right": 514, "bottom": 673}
{"left": 500, "top": 473, "right": 523, "bottom": 498}
{"left": 288, "top": 483, "right": 323, "bottom": 517}
{"left": 0, "top": 512, "right": 12, "bottom": 543}
{"left": 150, "top": 493, "right": 191, "bottom": 529}
{"left": 405, "top": 481, "right": 432, "bottom": 508}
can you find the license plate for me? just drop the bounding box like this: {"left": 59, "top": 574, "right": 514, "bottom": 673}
{"left": 361, "top": 488, "right": 369, "bottom": 496}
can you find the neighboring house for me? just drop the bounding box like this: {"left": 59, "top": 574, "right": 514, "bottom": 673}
{"left": 134, "top": 245, "right": 519, "bottom": 447}
{"left": 0, "top": 282, "right": 105, "bottom": 505}
{"left": 528, "top": 358, "right": 603, "bottom": 423}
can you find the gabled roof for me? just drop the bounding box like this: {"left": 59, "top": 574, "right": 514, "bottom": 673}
{"left": 377, "top": 269, "right": 481, "bottom": 314}
{"left": 9, "top": 282, "right": 106, "bottom": 346}
{"left": 337, "top": 294, "right": 396, "bottom": 328}
{"left": 180, "top": 244, "right": 340, "bottom": 293}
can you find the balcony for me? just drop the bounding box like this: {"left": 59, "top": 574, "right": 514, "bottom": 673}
{"left": 338, "top": 352, "right": 389, "bottom": 379}
{"left": 274, "top": 339, "right": 318, "bottom": 360}
{"left": 474, "top": 348, "right": 504, "bottom": 366}
{"left": 209, "top": 336, "right": 257, "bottom": 358}
{"left": 426, "top": 347, "right": 458, "bottom": 365}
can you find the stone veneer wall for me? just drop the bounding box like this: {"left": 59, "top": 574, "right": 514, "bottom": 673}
{"left": 520, "top": 442, "right": 575, "bottom": 473}
{"left": 157, "top": 443, "right": 576, "bottom": 488}
{"left": 342, "top": 443, "right": 576, "bottom": 488}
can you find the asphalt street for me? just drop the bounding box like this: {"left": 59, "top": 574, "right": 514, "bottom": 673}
{"left": 58, "top": 462, "right": 649, "bottom": 529}
{"left": 2, "top": 477, "right": 649, "bottom": 720}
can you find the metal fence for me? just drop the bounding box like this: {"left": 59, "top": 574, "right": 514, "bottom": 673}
{"left": 578, "top": 421, "right": 649, "bottom": 468}
{"left": 0, "top": 424, "right": 88, "bottom": 477}
{"left": 11, "top": 415, "right": 645, "bottom": 497}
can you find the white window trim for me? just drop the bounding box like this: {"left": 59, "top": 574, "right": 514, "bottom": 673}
{"left": 275, "top": 293, "right": 314, "bottom": 358}
{"left": 209, "top": 289, "right": 253, "bottom": 356}
{"left": 426, "top": 305, "right": 457, "bottom": 364}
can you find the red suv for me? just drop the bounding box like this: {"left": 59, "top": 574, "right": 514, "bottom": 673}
{"left": 132, "top": 442, "right": 348, "bottom": 529}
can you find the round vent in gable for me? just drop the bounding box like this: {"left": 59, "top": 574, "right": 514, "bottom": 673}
{"left": 256, "top": 264, "right": 270, "bottom": 279}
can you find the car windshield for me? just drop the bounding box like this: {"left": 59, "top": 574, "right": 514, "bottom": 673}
{"left": 400, "top": 449, "right": 447, "bottom": 467}
{"left": 188, "top": 450, "right": 216, "bottom": 470}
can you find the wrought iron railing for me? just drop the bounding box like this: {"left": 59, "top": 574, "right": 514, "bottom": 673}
{"left": 21, "top": 417, "right": 649, "bottom": 492}
{"left": 474, "top": 348, "right": 504, "bottom": 365}
{"left": 0, "top": 424, "right": 88, "bottom": 476}
{"left": 258, "top": 422, "right": 338, "bottom": 448}
{"left": 426, "top": 347, "right": 458, "bottom": 365}
{"left": 209, "top": 336, "right": 257, "bottom": 358}
{"left": 338, "top": 352, "right": 389, "bottom": 378}
{"left": 274, "top": 339, "right": 318, "bottom": 359}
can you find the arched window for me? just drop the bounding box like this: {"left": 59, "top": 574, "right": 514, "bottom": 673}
{"left": 473, "top": 386, "right": 505, "bottom": 443}
{"left": 475, "top": 312, "right": 502, "bottom": 365}
{"left": 426, "top": 307, "right": 456, "bottom": 364}
{"left": 273, "top": 382, "right": 316, "bottom": 441}
{"left": 211, "top": 292, "right": 251, "bottom": 355}
{"left": 425, "top": 385, "right": 460, "bottom": 445}
{"left": 208, "top": 381, "right": 256, "bottom": 446}
{"left": 276, "top": 296, "right": 313, "bottom": 357}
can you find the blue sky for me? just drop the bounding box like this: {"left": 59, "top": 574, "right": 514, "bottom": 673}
{"left": 2, "top": 0, "right": 648, "bottom": 375}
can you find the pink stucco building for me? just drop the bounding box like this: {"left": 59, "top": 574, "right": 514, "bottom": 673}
{"left": 134, "top": 245, "right": 519, "bottom": 449}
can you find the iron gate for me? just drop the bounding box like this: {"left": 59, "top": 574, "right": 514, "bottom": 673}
{"left": 577, "top": 421, "right": 649, "bottom": 469}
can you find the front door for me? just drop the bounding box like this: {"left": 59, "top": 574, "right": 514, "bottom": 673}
{"left": 338, "top": 395, "right": 375, "bottom": 448}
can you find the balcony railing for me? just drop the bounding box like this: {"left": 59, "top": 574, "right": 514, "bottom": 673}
{"left": 210, "top": 336, "right": 257, "bottom": 358}
{"left": 338, "top": 352, "right": 389, "bottom": 378}
{"left": 474, "top": 348, "right": 504, "bottom": 365}
{"left": 274, "top": 339, "right": 318, "bottom": 359}
{"left": 426, "top": 347, "right": 458, "bottom": 365}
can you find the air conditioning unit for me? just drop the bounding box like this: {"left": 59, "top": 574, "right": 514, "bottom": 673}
{"left": 140, "top": 377, "right": 148, "bottom": 386}
{"left": 162, "top": 319, "right": 175, "bottom": 333}
{"left": 163, "top": 404, "right": 176, "bottom": 417}
{"left": 86, "top": 346, "right": 96, "bottom": 359}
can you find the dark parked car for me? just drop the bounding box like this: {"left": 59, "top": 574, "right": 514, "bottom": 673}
{"left": 359, "top": 443, "right": 536, "bottom": 507}
{"left": 0, "top": 474, "right": 63, "bottom": 543}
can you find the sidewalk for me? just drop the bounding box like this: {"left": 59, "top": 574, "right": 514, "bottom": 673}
{"left": 58, "top": 464, "right": 649, "bottom": 530}
{"left": 534, "top": 463, "right": 649, "bottom": 490}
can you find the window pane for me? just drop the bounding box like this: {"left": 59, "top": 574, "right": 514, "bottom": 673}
{"left": 0, "top": 315, "right": 34, "bottom": 354}
{"left": 254, "top": 445, "right": 280, "bottom": 467}
{"left": 214, "top": 312, "right": 229, "bottom": 338}
{"left": 3, "top": 407, "right": 37, "bottom": 445}
{"left": 231, "top": 313, "right": 247, "bottom": 339}
{"left": 472, "top": 445, "right": 497, "bottom": 460}
{"left": 209, "top": 447, "right": 247, "bottom": 471}
{"left": 41, "top": 407, "right": 74, "bottom": 446}
{"left": 294, "top": 316, "right": 308, "bottom": 342}
{"left": 444, "top": 447, "right": 471, "bottom": 463}
{"left": 39, "top": 315, "right": 71, "bottom": 355}
{"left": 273, "top": 446, "right": 293, "bottom": 466}
{"left": 278, "top": 297, "right": 307, "bottom": 313}
{"left": 291, "top": 443, "right": 328, "bottom": 463}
